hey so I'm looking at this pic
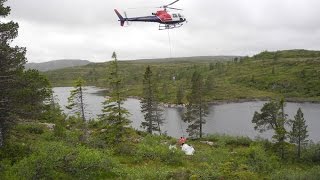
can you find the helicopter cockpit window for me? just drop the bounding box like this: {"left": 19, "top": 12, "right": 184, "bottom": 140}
{"left": 178, "top": 14, "right": 182, "bottom": 17}
{"left": 172, "top": 14, "right": 178, "bottom": 18}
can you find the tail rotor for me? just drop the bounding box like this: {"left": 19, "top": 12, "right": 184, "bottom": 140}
{"left": 124, "top": 11, "right": 130, "bottom": 26}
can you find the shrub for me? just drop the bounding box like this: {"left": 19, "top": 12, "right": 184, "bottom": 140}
{"left": 271, "top": 166, "right": 320, "bottom": 180}
{"left": 225, "top": 136, "right": 252, "bottom": 147}
{"left": 302, "top": 142, "right": 320, "bottom": 163}
{"left": 204, "top": 134, "right": 252, "bottom": 148}
{"left": 135, "top": 135, "right": 184, "bottom": 166}
{"left": 4, "top": 142, "right": 122, "bottom": 179}
{"left": 241, "top": 145, "right": 280, "bottom": 173}
{"left": 15, "top": 123, "right": 46, "bottom": 135}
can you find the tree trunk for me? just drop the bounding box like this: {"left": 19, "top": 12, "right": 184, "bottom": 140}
{"left": 79, "top": 86, "right": 86, "bottom": 122}
{"left": 199, "top": 105, "right": 202, "bottom": 139}
{"left": 298, "top": 128, "right": 301, "bottom": 159}
{"left": 0, "top": 125, "right": 3, "bottom": 147}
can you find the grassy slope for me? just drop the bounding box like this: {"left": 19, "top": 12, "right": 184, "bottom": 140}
{"left": 1, "top": 122, "right": 319, "bottom": 179}
{"left": 45, "top": 50, "right": 320, "bottom": 103}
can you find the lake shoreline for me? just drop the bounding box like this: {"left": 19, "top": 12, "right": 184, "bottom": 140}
{"left": 159, "top": 97, "right": 320, "bottom": 108}
{"left": 55, "top": 86, "right": 320, "bottom": 105}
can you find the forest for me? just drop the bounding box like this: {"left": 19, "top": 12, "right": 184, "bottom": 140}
{"left": 1, "top": 0, "right": 320, "bottom": 179}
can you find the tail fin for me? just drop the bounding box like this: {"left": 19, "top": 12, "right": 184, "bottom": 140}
{"left": 114, "top": 9, "right": 125, "bottom": 26}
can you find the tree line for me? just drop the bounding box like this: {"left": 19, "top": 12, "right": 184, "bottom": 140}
{"left": 0, "top": 0, "right": 51, "bottom": 147}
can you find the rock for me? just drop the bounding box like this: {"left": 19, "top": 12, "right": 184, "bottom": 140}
{"left": 200, "top": 141, "right": 215, "bottom": 146}
{"left": 100, "top": 129, "right": 107, "bottom": 133}
{"left": 40, "top": 123, "right": 55, "bottom": 131}
{"left": 207, "top": 141, "right": 214, "bottom": 146}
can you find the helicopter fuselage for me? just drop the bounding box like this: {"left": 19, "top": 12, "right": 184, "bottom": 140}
{"left": 114, "top": 9, "right": 186, "bottom": 27}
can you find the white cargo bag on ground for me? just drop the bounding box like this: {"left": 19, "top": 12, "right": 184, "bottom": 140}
{"left": 181, "top": 144, "right": 195, "bottom": 155}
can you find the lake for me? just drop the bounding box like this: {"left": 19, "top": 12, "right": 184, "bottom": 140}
{"left": 53, "top": 86, "right": 320, "bottom": 142}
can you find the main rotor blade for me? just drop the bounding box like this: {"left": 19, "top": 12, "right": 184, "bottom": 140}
{"left": 167, "top": 7, "right": 183, "bottom": 11}
{"left": 166, "top": 0, "right": 180, "bottom": 7}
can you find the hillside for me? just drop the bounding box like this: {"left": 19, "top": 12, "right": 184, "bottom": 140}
{"left": 1, "top": 122, "right": 319, "bottom": 179}
{"left": 44, "top": 50, "right": 320, "bottom": 103}
{"left": 25, "top": 59, "right": 91, "bottom": 72}
{"left": 128, "top": 56, "right": 239, "bottom": 64}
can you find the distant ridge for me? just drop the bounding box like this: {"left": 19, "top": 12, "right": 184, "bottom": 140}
{"left": 253, "top": 49, "right": 320, "bottom": 59}
{"left": 26, "top": 59, "right": 91, "bottom": 72}
{"left": 126, "top": 56, "right": 240, "bottom": 63}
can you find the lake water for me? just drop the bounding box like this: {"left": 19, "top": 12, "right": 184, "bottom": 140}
{"left": 53, "top": 86, "right": 320, "bottom": 142}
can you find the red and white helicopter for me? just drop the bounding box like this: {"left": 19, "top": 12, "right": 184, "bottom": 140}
{"left": 114, "top": 0, "right": 186, "bottom": 30}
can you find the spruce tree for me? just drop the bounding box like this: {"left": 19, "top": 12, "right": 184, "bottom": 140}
{"left": 0, "top": 0, "right": 26, "bottom": 147}
{"left": 66, "top": 78, "right": 87, "bottom": 122}
{"left": 289, "top": 108, "right": 309, "bottom": 159}
{"left": 66, "top": 78, "right": 88, "bottom": 142}
{"left": 100, "top": 52, "right": 130, "bottom": 143}
{"left": 140, "top": 66, "right": 164, "bottom": 134}
{"left": 183, "top": 71, "right": 208, "bottom": 138}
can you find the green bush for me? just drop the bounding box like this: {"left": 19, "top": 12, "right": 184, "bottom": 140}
{"left": 225, "top": 136, "right": 252, "bottom": 147}
{"left": 271, "top": 166, "right": 320, "bottom": 180}
{"left": 123, "top": 166, "right": 172, "bottom": 179}
{"left": 3, "top": 142, "right": 122, "bottom": 179}
{"left": 135, "top": 135, "right": 184, "bottom": 166}
{"left": 114, "top": 142, "right": 137, "bottom": 156}
{"left": 204, "top": 134, "right": 252, "bottom": 148}
{"left": 241, "top": 145, "right": 280, "bottom": 173}
{"left": 302, "top": 143, "right": 320, "bottom": 163}
{"left": 15, "top": 123, "right": 46, "bottom": 135}
{"left": 0, "top": 142, "right": 32, "bottom": 164}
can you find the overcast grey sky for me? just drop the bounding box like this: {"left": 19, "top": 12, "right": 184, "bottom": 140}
{"left": 6, "top": 0, "right": 320, "bottom": 62}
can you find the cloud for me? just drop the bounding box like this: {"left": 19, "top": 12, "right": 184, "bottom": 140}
{"left": 5, "top": 0, "right": 320, "bottom": 62}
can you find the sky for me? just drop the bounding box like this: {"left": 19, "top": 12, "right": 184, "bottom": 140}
{"left": 6, "top": 0, "right": 320, "bottom": 63}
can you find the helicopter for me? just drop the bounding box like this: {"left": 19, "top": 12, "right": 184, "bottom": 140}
{"left": 114, "top": 0, "right": 186, "bottom": 30}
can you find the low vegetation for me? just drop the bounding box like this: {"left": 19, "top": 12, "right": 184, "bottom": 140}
{"left": 1, "top": 118, "right": 320, "bottom": 179}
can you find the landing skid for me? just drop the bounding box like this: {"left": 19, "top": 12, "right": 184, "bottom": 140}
{"left": 159, "top": 23, "right": 183, "bottom": 30}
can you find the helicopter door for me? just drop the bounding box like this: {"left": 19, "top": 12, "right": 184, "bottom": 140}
{"left": 170, "top": 13, "right": 180, "bottom": 22}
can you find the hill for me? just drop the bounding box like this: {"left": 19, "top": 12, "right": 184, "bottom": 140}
{"left": 25, "top": 59, "right": 91, "bottom": 72}
{"left": 253, "top": 49, "right": 320, "bottom": 59}
{"left": 44, "top": 50, "right": 320, "bottom": 103}
{"left": 128, "top": 56, "right": 239, "bottom": 64}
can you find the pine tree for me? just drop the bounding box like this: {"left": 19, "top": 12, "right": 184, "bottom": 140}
{"left": 289, "top": 108, "right": 309, "bottom": 159}
{"left": 252, "top": 98, "right": 289, "bottom": 159}
{"left": 100, "top": 52, "right": 130, "bottom": 143}
{"left": 66, "top": 78, "right": 87, "bottom": 122}
{"left": 183, "top": 71, "right": 208, "bottom": 138}
{"left": 140, "top": 66, "right": 164, "bottom": 134}
{"left": 0, "top": 0, "right": 27, "bottom": 147}
{"left": 15, "top": 69, "right": 52, "bottom": 119}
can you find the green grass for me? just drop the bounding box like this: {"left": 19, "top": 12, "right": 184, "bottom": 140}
{"left": 1, "top": 122, "right": 320, "bottom": 179}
